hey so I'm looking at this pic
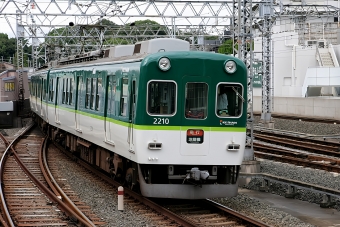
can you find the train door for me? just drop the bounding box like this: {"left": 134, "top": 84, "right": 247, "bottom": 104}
{"left": 104, "top": 75, "right": 116, "bottom": 145}
{"left": 55, "top": 77, "right": 60, "bottom": 124}
{"left": 180, "top": 76, "right": 211, "bottom": 156}
{"left": 75, "top": 75, "right": 83, "bottom": 132}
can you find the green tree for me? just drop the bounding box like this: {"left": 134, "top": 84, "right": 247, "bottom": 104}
{"left": 96, "top": 18, "right": 118, "bottom": 26}
{"left": 0, "top": 33, "right": 16, "bottom": 63}
{"left": 218, "top": 39, "right": 233, "bottom": 55}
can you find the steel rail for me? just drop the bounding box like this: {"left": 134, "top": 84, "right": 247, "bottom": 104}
{"left": 254, "top": 141, "right": 340, "bottom": 165}
{"left": 254, "top": 137, "right": 340, "bottom": 158}
{"left": 0, "top": 123, "right": 35, "bottom": 227}
{"left": 203, "top": 199, "right": 270, "bottom": 227}
{"left": 254, "top": 134, "right": 340, "bottom": 157}
{"left": 254, "top": 126, "right": 340, "bottom": 141}
{"left": 9, "top": 136, "right": 93, "bottom": 226}
{"left": 0, "top": 133, "right": 12, "bottom": 227}
{"left": 240, "top": 172, "right": 340, "bottom": 199}
{"left": 0, "top": 124, "right": 93, "bottom": 227}
{"left": 52, "top": 141, "right": 197, "bottom": 227}
{"left": 253, "top": 112, "right": 340, "bottom": 124}
{"left": 254, "top": 148, "right": 340, "bottom": 173}
{"left": 39, "top": 138, "right": 96, "bottom": 227}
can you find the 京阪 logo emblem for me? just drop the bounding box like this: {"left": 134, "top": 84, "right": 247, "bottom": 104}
{"left": 220, "top": 120, "right": 237, "bottom": 126}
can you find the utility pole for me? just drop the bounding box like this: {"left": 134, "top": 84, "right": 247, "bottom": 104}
{"left": 233, "top": 0, "right": 254, "bottom": 160}
{"left": 16, "top": 10, "right": 25, "bottom": 116}
{"left": 259, "top": 0, "right": 275, "bottom": 127}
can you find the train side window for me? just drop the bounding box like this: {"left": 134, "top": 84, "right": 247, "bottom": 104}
{"left": 96, "top": 78, "right": 102, "bottom": 110}
{"left": 69, "top": 78, "right": 73, "bottom": 105}
{"left": 65, "top": 78, "right": 69, "bottom": 104}
{"left": 185, "top": 83, "right": 208, "bottom": 119}
{"left": 43, "top": 79, "right": 47, "bottom": 100}
{"left": 132, "top": 80, "right": 136, "bottom": 115}
{"left": 147, "top": 81, "right": 176, "bottom": 115}
{"left": 86, "top": 78, "right": 91, "bottom": 108}
{"left": 107, "top": 76, "right": 116, "bottom": 116}
{"left": 40, "top": 78, "right": 43, "bottom": 100}
{"left": 216, "top": 83, "right": 244, "bottom": 117}
{"left": 30, "top": 82, "right": 32, "bottom": 95}
{"left": 36, "top": 82, "right": 38, "bottom": 96}
{"left": 120, "top": 78, "right": 128, "bottom": 116}
{"left": 91, "top": 78, "right": 97, "bottom": 110}
{"left": 49, "top": 78, "right": 54, "bottom": 102}
{"left": 62, "top": 78, "right": 66, "bottom": 104}
{"left": 28, "top": 82, "right": 32, "bottom": 95}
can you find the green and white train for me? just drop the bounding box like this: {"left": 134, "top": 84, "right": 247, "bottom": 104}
{"left": 30, "top": 38, "right": 247, "bottom": 199}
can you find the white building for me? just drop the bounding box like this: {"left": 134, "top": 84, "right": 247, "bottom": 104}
{"left": 253, "top": 0, "right": 340, "bottom": 97}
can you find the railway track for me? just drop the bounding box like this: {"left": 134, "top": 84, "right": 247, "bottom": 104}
{"left": 254, "top": 130, "right": 340, "bottom": 157}
{"left": 253, "top": 112, "right": 340, "bottom": 125}
{"left": 0, "top": 124, "right": 101, "bottom": 226}
{"left": 45, "top": 142, "right": 106, "bottom": 226}
{"left": 52, "top": 141, "right": 269, "bottom": 227}
{"left": 0, "top": 123, "right": 271, "bottom": 226}
{"left": 0, "top": 125, "right": 71, "bottom": 226}
{"left": 254, "top": 128, "right": 340, "bottom": 172}
{"left": 158, "top": 199, "right": 269, "bottom": 227}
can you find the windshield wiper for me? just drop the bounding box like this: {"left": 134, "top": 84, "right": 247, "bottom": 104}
{"left": 232, "top": 87, "right": 245, "bottom": 102}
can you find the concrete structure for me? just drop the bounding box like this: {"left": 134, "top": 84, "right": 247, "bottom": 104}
{"left": 253, "top": 0, "right": 340, "bottom": 98}
{"left": 254, "top": 96, "right": 340, "bottom": 120}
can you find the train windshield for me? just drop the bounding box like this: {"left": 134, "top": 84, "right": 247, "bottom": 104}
{"left": 185, "top": 83, "right": 208, "bottom": 119}
{"left": 216, "top": 83, "right": 244, "bottom": 117}
{"left": 147, "top": 81, "right": 176, "bottom": 115}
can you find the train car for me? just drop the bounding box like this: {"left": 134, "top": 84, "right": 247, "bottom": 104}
{"left": 29, "top": 38, "right": 248, "bottom": 199}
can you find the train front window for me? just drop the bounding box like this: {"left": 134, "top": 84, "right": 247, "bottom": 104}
{"left": 216, "top": 83, "right": 244, "bottom": 117}
{"left": 147, "top": 81, "right": 176, "bottom": 115}
{"left": 185, "top": 83, "right": 208, "bottom": 119}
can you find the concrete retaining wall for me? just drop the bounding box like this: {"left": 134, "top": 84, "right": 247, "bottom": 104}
{"left": 254, "top": 96, "right": 340, "bottom": 120}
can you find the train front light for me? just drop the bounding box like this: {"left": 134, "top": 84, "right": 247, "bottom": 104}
{"left": 224, "top": 60, "right": 237, "bottom": 74}
{"left": 158, "top": 57, "right": 171, "bottom": 71}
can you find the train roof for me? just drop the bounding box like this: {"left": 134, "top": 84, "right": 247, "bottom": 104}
{"left": 40, "top": 38, "right": 190, "bottom": 71}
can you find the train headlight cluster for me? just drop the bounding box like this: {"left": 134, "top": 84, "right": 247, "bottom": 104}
{"left": 158, "top": 57, "right": 171, "bottom": 71}
{"left": 224, "top": 60, "right": 237, "bottom": 74}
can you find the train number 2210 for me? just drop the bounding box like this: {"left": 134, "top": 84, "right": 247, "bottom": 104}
{"left": 153, "top": 118, "right": 170, "bottom": 125}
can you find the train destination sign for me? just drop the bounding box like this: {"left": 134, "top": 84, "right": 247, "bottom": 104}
{"left": 186, "top": 129, "right": 204, "bottom": 144}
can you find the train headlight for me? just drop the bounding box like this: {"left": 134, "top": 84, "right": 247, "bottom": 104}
{"left": 224, "top": 60, "right": 237, "bottom": 74}
{"left": 158, "top": 57, "right": 171, "bottom": 71}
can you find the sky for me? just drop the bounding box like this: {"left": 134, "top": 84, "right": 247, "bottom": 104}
{"left": 0, "top": 0, "right": 232, "bottom": 39}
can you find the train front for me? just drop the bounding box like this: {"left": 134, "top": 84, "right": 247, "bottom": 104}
{"left": 134, "top": 51, "right": 248, "bottom": 199}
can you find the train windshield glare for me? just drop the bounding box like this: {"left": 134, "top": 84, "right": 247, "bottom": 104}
{"left": 147, "top": 81, "right": 176, "bottom": 115}
{"left": 216, "top": 83, "right": 243, "bottom": 117}
{"left": 185, "top": 83, "right": 208, "bottom": 119}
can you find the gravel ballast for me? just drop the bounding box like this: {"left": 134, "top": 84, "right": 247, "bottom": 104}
{"left": 6, "top": 117, "right": 339, "bottom": 227}
{"left": 55, "top": 153, "right": 158, "bottom": 227}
